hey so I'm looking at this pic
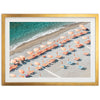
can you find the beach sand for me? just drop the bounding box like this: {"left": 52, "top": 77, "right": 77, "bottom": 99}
{"left": 10, "top": 22, "right": 91, "bottom": 78}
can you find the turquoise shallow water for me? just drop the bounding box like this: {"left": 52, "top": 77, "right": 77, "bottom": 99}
{"left": 10, "top": 22, "right": 74, "bottom": 50}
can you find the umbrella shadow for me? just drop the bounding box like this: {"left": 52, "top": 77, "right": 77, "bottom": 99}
{"left": 87, "top": 54, "right": 90, "bottom": 56}
{"left": 78, "top": 45, "right": 84, "bottom": 49}
{"left": 81, "top": 67, "right": 87, "bottom": 70}
{"left": 67, "top": 52, "right": 72, "bottom": 55}
{"left": 60, "top": 56, "right": 65, "bottom": 59}
{"left": 21, "top": 61, "right": 27, "bottom": 64}
{"left": 77, "top": 59, "right": 82, "bottom": 61}
{"left": 67, "top": 40, "right": 72, "bottom": 43}
{"left": 87, "top": 42, "right": 91, "bottom": 45}
{"left": 25, "top": 59, "right": 30, "bottom": 62}
{"left": 16, "top": 64, "right": 23, "bottom": 69}
{"left": 72, "top": 49, "right": 77, "bottom": 52}
{"left": 53, "top": 59, "right": 59, "bottom": 63}
{"left": 71, "top": 62, "right": 76, "bottom": 65}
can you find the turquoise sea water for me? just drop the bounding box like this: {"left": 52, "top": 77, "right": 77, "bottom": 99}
{"left": 10, "top": 22, "right": 74, "bottom": 50}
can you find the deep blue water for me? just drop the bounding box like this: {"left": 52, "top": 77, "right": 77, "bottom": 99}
{"left": 10, "top": 22, "right": 74, "bottom": 50}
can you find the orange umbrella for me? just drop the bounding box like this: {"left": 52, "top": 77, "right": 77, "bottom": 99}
{"left": 34, "top": 48, "right": 40, "bottom": 52}
{"left": 47, "top": 55, "right": 53, "bottom": 58}
{"left": 27, "top": 51, "right": 33, "bottom": 55}
{"left": 82, "top": 26, "right": 87, "bottom": 30}
{"left": 75, "top": 29, "right": 81, "bottom": 32}
{"left": 10, "top": 59, "right": 16, "bottom": 64}
{"left": 40, "top": 45, "right": 46, "bottom": 48}
{"left": 83, "top": 31, "right": 88, "bottom": 34}
{"left": 74, "top": 40, "right": 80, "bottom": 44}
{"left": 82, "top": 36, "right": 88, "bottom": 39}
{"left": 10, "top": 74, "right": 16, "bottom": 77}
{"left": 14, "top": 57, "right": 21, "bottom": 61}
{"left": 47, "top": 41, "right": 53, "bottom": 45}
{"left": 34, "top": 62, "right": 40, "bottom": 66}
{"left": 19, "top": 69, "right": 25, "bottom": 74}
{"left": 61, "top": 47, "right": 66, "bottom": 51}
{"left": 60, "top": 36, "right": 66, "bottom": 39}
{"left": 68, "top": 31, "right": 74, "bottom": 35}
{"left": 79, "top": 24, "right": 84, "bottom": 27}
{"left": 20, "top": 56, "right": 25, "bottom": 61}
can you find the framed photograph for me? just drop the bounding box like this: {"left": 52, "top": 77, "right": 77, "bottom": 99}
{"left": 2, "top": 14, "right": 99, "bottom": 86}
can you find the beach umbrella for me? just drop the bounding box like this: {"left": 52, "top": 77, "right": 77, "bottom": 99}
{"left": 19, "top": 75, "right": 25, "bottom": 78}
{"left": 34, "top": 48, "right": 40, "bottom": 52}
{"left": 40, "top": 45, "right": 46, "bottom": 48}
{"left": 14, "top": 57, "right": 21, "bottom": 61}
{"left": 83, "top": 31, "right": 88, "bottom": 34}
{"left": 75, "top": 29, "right": 81, "bottom": 32}
{"left": 82, "top": 36, "right": 88, "bottom": 40}
{"left": 27, "top": 51, "right": 33, "bottom": 55}
{"left": 60, "top": 36, "right": 66, "bottom": 39}
{"left": 74, "top": 40, "right": 80, "bottom": 44}
{"left": 47, "top": 41, "right": 53, "bottom": 45}
{"left": 10, "top": 59, "right": 16, "bottom": 64}
{"left": 34, "top": 62, "right": 40, "bottom": 66}
{"left": 19, "top": 69, "right": 25, "bottom": 74}
{"left": 47, "top": 55, "right": 53, "bottom": 58}
{"left": 61, "top": 47, "right": 66, "bottom": 51}
{"left": 82, "top": 26, "right": 87, "bottom": 30}
{"left": 10, "top": 74, "right": 16, "bottom": 77}
{"left": 79, "top": 24, "right": 84, "bottom": 27}
{"left": 68, "top": 31, "right": 74, "bottom": 35}
{"left": 20, "top": 56, "right": 25, "bottom": 61}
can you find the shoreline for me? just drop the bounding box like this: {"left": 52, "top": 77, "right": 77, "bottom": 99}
{"left": 10, "top": 22, "right": 88, "bottom": 56}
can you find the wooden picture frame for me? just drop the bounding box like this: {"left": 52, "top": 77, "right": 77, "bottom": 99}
{"left": 2, "top": 14, "right": 99, "bottom": 85}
